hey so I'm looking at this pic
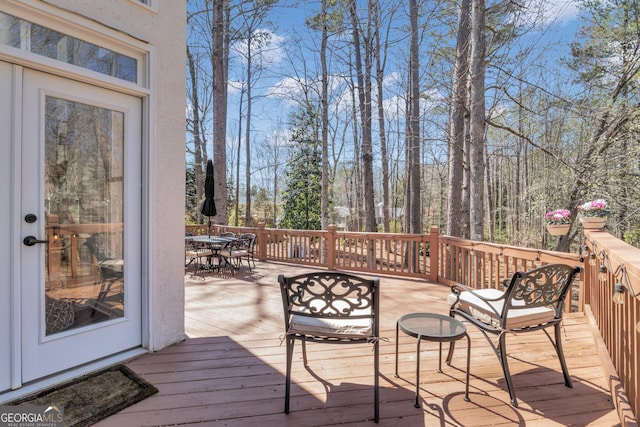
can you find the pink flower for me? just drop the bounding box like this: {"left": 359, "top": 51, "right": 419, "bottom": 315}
{"left": 577, "top": 199, "right": 609, "bottom": 217}
{"left": 546, "top": 209, "right": 571, "bottom": 224}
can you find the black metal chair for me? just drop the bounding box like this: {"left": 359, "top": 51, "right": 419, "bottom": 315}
{"left": 448, "top": 263, "right": 582, "bottom": 407}
{"left": 84, "top": 235, "right": 124, "bottom": 313}
{"left": 238, "top": 233, "right": 256, "bottom": 269}
{"left": 185, "top": 238, "right": 214, "bottom": 272}
{"left": 278, "top": 272, "right": 380, "bottom": 423}
{"left": 218, "top": 234, "right": 255, "bottom": 272}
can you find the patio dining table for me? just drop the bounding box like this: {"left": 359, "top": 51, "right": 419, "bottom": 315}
{"left": 185, "top": 235, "right": 237, "bottom": 272}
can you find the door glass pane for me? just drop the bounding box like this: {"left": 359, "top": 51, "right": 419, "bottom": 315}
{"left": 0, "top": 11, "right": 137, "bottom": 83}
{"left": 44, "top": 96, "right": 125, "bottom": 335}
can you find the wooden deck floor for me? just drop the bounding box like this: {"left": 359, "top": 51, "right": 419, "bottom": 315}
{"left": 96, "top": 262, "right": 620, "bottom": 426}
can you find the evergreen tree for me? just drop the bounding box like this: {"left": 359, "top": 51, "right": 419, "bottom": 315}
{"left": 279, "top": 106, "right": 323, "bottom": 230}
{"left": 185, "top": 164, "right": 198, "bottom": 224}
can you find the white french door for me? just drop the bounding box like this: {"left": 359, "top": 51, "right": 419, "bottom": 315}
{"left": 20, "top": 68, "right": 142, "bottom": 382}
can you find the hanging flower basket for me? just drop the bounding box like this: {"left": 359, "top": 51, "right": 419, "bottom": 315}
{"left": 577, "top": 199, "right": 609, "bottom": 230}
{"left": 546, "top": 224, "right": 570, "bottom": 236}
{"left": 545, "top": 209, "right": 571, "bottom": 236}
{"left": 579, "top": 216, "right": 606, "bottom": 230}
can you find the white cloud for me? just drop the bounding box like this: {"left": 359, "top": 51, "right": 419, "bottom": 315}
{"left": 382, "top": 71, "right": 403, "bottom": 90}
{"left": 381, "top": 89, "right": 443, "bottom": 120}
{"left": 382, "top": 95, "right": 405, "bottom": 120}
{"left": 266, "top": 77, "right": 309, "bottom": 106}
{"left": 525, "top": 0, "right": 580, "bottom": 28}
{"left": 227, "top": 79, "right": 244, "bottom": 94}
{"left": 545, "top": 0, "right": 580, "bottom": 24}
{"left": 264, "top": 127, "right": 291, "bottom": 147}
{"left": 231, "top": 29, "right": 286, "bottom": 68}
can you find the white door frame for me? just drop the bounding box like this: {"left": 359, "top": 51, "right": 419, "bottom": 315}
{"left": 0, "top": 1, "right": 156, "bottom": 397}
{"left": 19, "top": 69, "right": 143, "bottom": 383}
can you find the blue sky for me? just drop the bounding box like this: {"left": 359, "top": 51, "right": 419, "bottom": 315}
{"left": 223, "top": 0, "right": 583, "bottom": 136}
{"left": 189, "top": 0, "right": 586, "bottom": 192}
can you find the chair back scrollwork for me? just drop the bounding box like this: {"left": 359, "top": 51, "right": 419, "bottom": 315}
{"left": 284, "top": 273, "right": 376, "bottom": 322}
{"left": 504, "top": 264, "right": 580, "bottom": 318}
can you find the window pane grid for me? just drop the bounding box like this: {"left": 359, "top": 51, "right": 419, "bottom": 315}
{"left": 0, "top": 11, "right": 137, "bottom": 83}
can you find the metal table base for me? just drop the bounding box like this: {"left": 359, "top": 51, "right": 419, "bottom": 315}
{"left": 395, "top": 312, "right": 470, "bottom": 408}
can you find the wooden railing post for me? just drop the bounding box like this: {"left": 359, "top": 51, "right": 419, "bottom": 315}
{"left": 583, "top": 245, "right": 594, "bottom": 306}
{"left": 46, "top": 214, "right": 61, "bottom": 286}
{"left": 429, "top": 226, "right": 439, "bottom": 283}
{"left": 327, "top": 224, "right": 336, "bottom": 270}
{"left": 257, "top": 222, "right": 267, "bottom": 262}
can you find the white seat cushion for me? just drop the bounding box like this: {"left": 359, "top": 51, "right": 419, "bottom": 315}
{"left": 220, "top": 249, "right": 248, "bottom": 257}
{"left": 288, "top": 300, "right": 373, "bottom": 339}
{"left": 449, "top": 288, "right": 555, "bottom": 330}
{"left": 185, "top": 249, "right": 213, "bottom": 258}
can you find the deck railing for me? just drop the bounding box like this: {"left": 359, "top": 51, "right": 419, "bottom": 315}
{"left": 45, "top": 218, "right": 123, "bottom": 288}
{"left": 190, "top": 224, "right": 439, "bottom": 279}
{"left": 186, "top": 222, "right": 639, "bottom": 423}
{"left": 583, "top": 230, "right": 640, "bottom": 424}
{"left": 436, "top": 234, "right": 584, "bottom": 312}
{"left": 188, "top": 223, "right": 583, "bottom": 309}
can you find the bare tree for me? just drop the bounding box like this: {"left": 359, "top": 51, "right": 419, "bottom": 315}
{"left": 235, "top": 1, "right": 276, "bottom": 226}
{"left": 348, "top": 70, "right": 363, "bottom": 231}
{"left": 186, "top": 46, "right": 208, "bottom": 223}
{"left": 469, "top": 0, "right": 486, "bottom": 240}
{"left": 372, "top": 0, "right": 397, "bottom": 234}
{"left": 349, "top": 0, "right": 376, "bottom": 232}
{"left": 408, "top": 0, "right": 421, "bottom": 235}
{"left": 185, "top": 0, "right": 640, "bottom": 251}
{"left": 320, "top": 0, "right": 330, "bottom": 230}
{"left": 212, "top": 0, "right": 230, "bottom": 225}
{"left": 447, "top": 0, "right": 470, "bottom": 237}
{"left": 234, "top": 81, "right": 245, "bottom": 225}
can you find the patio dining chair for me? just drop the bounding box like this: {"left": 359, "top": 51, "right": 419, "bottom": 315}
{"left": 448, "top": 263, "right": 582, "bottom": 407}
{"left": 238, "top": 233, "right": 256, "bottom": 269}
{"left": 184, "top": 238, "right": 214, "bottom": 273}
{"left": 219, "top": 234, "right": 255, "bottom": 272}
{"left": 278, "top": 272, "right": 380, "bottom": 423}
{"left": 84, "top": 235, "right": 125, "bottom": 313}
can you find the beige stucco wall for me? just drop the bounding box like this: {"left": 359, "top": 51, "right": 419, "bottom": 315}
{"left": 42, "top": 0, "right": 188, "bottom": 350}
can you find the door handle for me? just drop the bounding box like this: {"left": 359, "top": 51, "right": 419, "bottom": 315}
{"left": 23, "top": 236, "right": 49, "bottom": 246}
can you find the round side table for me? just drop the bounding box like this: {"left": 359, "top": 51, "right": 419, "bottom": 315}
{"left": 395, "top": 312, "right": 470, "bottom": 407}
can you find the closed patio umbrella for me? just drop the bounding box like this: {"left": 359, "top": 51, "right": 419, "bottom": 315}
{"left": 200, "top": 159, "right": 217, "bottom": 236}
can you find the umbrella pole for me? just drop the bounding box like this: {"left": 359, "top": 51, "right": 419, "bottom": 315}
{"left": 208, "top": 217, "right": 211, "bottom": 237}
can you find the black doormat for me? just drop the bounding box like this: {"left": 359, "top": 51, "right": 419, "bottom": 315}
{"left": 8, "top": 364, "right": 158, "bottom": 426}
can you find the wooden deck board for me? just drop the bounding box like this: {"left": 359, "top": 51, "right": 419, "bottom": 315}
{"left": 96, "top": 262, "right": 619, "bottom": 426}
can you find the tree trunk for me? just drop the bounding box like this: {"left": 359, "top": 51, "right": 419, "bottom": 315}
{"left": 244, "top": 35, "right": 253, "bottom": 226}
{"left": 350, "top": 0, "right": 376, "bottom": 232}
{"left": 235, "top": 83, "right": 244, "bottom": 226}
{"left": 408, "top": 0, "right": 421, "bottom": 235}
{"left": 447, "top": 0, "right": 470, "bottom": 237}
{"left": 469, "top": 0, "right": 486, "bottom": 241}
{"left": 212, "top": 0, "right": 229, "bottom": 225}
{"left": 349, "top": 74, "right": 362, "bottom": 231}
{"left": 187, "top": 46, "right": 206, "bottom": 224}
{"left": 320, "top": 0, "right": 329, "bottom": 230}
{"left": 404, "top": 93, "right": 411, "bottom": 235}
{"left": 373, "top": 0, "right": 393, "bottom": 235}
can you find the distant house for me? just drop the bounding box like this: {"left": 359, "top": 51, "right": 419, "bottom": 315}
{"left": 333, "top": 206, "right": 351, "bottom": 230}
{"left": 332, "top": 204, "right": 404, "bottom": 231}
{"left": 0, "top": 0, "right": 186, "bottom": 399}
{"left": 376, "top": 202, "right": 404, "bottom": 228}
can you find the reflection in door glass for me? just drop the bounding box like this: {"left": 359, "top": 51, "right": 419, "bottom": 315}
{"left": 44, "top": 96, "right": 125, "bottom": 335}
{"left": 0, "top": 11, "right": 137, "bottom": 82}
